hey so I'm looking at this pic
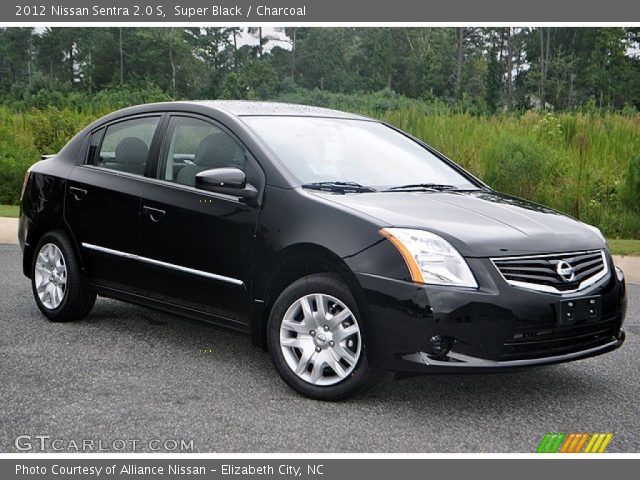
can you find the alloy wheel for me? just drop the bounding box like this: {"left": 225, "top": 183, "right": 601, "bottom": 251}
{"left": 279, "top": 293, "right": 362, "bottom": 386}
{"left": 34, "top": 243, "right": 67, "bottom": 309}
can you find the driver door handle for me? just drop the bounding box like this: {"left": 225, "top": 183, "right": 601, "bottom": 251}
{"left": 142, "top": 205, "right": 166, "bottom": 222}
{"left": 69, "top": 186, "right": 87, "bottom": 201}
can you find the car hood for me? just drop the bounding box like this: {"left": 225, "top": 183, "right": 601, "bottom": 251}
{"left": 314, "top": 190, "right": 605, "bottom": 257}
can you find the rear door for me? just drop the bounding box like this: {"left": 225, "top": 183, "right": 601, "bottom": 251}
{"left": 65, "top": 115, "right": 163, "bottom": 291}
{"left": 136, "top": 114, "right": 263, "bottom": 327}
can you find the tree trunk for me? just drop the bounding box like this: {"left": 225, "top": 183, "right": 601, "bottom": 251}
{"left": 568, "top": 29, "right": 577, "bottom": 107}
{"left": 27, "top": 42, "right": 32, "bottom": 87}
{"left": 291, "top": 28, "right": 297, "bottom": 79}
{"left": 69, "top": 44, "right": 74, "bottom": 85}
{"left": 545, "top": 28, "right": 551, "bottom": 77}
{"left": 232, "top": 28, "right": 238, "bottom": 70}
{"left": 119, "top": 28, "right": 124, "bottom": 84}
{"left": 506, "top": 27, "right": 513, "bottom": 109}
{"left": 387, "top": 28, "right": 393, "bottom": 90}
{"left": 568, "top": 72, "right": 576, "bottom": 108}
{"left": 539, "top": 28, "right": 545, "bottom": 109}
{"left": 455, "top": 27, "right": 464, "bottom": 99}
{"left": 87, "top": 49, "right": 92, "bottom": 95}
{"left": 169, "top": 29, "right": 176, "bottom": 98}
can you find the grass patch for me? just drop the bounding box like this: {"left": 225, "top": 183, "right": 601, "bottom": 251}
{"left": 1, "top": 98, "right": 640, "bottom": 238}
{"left": 0, "top": 204, "right": 19, "bottom": 218}
{"left": 608, "top": 239, "right": 640, "bottom": 256}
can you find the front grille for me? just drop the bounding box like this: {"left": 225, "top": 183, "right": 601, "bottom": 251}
{"left": 499, "top": 315, "right": 619, "bottom": 361}
{"left": 492, "top": 250, "right": 608, "bottom": 293}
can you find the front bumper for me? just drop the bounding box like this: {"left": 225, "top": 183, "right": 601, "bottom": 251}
{"left": 356, "top": 255, "right": 627, "bottom": 373}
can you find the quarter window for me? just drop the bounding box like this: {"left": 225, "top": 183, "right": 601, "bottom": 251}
{"left": 87, "top": 128, "right": 104, "bottom": 165}
{"left": 159, "top": 117, "right": 246, "bottom": 187}
{"left": 91, "top": 116, "right": 161, "bottom": 176}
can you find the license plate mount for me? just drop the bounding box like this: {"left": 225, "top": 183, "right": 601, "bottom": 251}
{"left": 558, "top": 295, "right": 601, "bottom": 325}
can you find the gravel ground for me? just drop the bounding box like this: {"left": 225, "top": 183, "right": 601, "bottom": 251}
{"left": 0, "top": 244, "right": 637, "bottom": 453}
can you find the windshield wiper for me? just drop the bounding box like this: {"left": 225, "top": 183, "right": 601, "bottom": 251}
{"left": 302, "top": 181, "right": 377, "bottom": 193}
{"left": 383, "top": 183, "right": 460, "bottom": 192}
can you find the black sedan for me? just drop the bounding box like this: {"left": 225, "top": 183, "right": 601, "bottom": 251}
{"left": 18, "top": 101, "right": 627, "bottom": 400}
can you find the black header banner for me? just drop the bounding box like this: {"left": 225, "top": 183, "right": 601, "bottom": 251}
{"left": 3, "top": 0, "right": 640, "bottom": 23}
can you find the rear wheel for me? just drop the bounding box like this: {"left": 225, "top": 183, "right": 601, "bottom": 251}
{"left": 31, "top": 231, "right": 96, "bottom": 322}
{"left": 268, "top": 273, "right": 381, "bottom": 400}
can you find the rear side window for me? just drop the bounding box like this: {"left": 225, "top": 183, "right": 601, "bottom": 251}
{"left": 90, "top": 116, "right": 160, "bottom": 176}
{"left": 159, "top": 116, "right": 246, "bottom": 187}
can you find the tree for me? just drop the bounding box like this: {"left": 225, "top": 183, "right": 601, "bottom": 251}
{"left": 248, "top": 27, "right": 264, "bottom": 58}
{"left": 284, "top": 27, "right": 298, "bottom": 79}
{"left": 119, "top": 28, "right": 124, "bottom": 84}
{"left": 0, "top": 28, "right": 33, "bottom": 89}
{"left": 2, "top": 27, "right": 640, "bottom": 111}
{"left": 185, "top": 27, "right": 232, "bottom": 95}
{"left": 221, "top": 59, "right": 279, "bottom": 99}
{"left": 539, "top": 27, "right": 551, "bottom": 109}
{"left": 485, "top": 46, "right": 502, "bottom": 112}
{"left": 506, "top": 28, "right": 514, "bottom": 109}
{"left": 34, "top": 28, "right": 78, "bottom": 85}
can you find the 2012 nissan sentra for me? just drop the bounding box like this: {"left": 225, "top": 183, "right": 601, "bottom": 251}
{"left": 18, "top": 101, "right": 627, "bottom": 400}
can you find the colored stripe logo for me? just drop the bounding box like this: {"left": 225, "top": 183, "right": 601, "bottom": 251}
{"left": 537, "top": 433, "right": 613, "bottom": 453}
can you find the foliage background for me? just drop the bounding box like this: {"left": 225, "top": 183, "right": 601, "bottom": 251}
{"left": 1, "top": 27, "right": 639, "bottom": 238}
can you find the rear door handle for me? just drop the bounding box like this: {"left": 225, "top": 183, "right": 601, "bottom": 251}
{"left": 69, "top": 186, "right": 87, "bottom": 201}
{"left": 143, "top": 205, "right": 166, "bottom": 222}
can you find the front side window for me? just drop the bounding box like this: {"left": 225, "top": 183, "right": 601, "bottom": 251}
{"left": 159, "top": 116, "right": 246, "bottom": 187}
{"left": 91, "top": 116, "right": 160, "bottom": 176}
{"left": 243, "top": 116, "right": 477, "bottom": 190}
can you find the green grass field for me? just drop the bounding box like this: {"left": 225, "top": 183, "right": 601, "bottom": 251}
{"left": 0, "top": 204, "right": 19, "bottom": 218}
{"left": 608, "top": 239, "right": 640, "bottom": 256}
{"left": 1, "top": 93, "right": 640, "bottom": 246}
{"left": 3, "top": 103, "right": 640, "bottom": 238}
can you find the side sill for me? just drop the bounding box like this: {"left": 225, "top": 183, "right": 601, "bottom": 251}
{"left": 90, "top": 283, "right": 251, "bottom": 334}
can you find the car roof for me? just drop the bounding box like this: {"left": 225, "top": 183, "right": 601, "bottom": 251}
{"left": 186, "top": 100, "right": 371, "bottom": 120}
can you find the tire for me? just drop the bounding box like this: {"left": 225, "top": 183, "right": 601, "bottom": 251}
{"left": 267, "top": 273, "right": 382, "bottom": 400}
{"left": 31, "top": 231, "right": 96, "bottom": 322}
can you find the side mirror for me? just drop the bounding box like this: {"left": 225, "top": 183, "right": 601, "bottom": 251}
{"left": 195, "top": 167, "right": 258, "bottom": 201}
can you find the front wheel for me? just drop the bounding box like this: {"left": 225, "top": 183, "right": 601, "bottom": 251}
{"left": 267, "top": 273, "right": 381, "bottom": 400}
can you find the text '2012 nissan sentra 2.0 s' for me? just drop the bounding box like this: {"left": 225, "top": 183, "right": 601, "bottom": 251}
{"left": 18, "top": 101, "right": 627, "bottom": 400}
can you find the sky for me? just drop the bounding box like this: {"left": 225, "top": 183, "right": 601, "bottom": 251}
{"left": 238, "top": 27, "right": 292, "bottom": 51}
{"left": 32, "top": 26, "right": 293, "bottom": 51}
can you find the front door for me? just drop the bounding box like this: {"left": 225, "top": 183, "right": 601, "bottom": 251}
{"left": 136, "top": 115, "right": 262, "bottom": 327}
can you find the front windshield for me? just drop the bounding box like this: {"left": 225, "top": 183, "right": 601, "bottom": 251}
{"left": 243, "top": 116, "right": 477, "bottom": 190}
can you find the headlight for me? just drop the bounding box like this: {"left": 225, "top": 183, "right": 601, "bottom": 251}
{"left": 380, "top": 228, "right": 478, "bottom": 288}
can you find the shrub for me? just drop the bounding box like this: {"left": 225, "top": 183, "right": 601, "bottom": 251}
{"left": 0, "top": 90, "right": 639, "bottom": 239}
{"left": 30, "top": 107, "right": 83, "bottom": 154}
{"left": 482, "top": 134, "right": 559, "bottom": 202}
{"left": 533, "top": 112, "right": 564, "bottom": 146}
{"left": 620, "top": 154, "right": 640, "bottom": 213}
{"left": 90, "top": 84, "right": 169, "bottom": 111}
{"left": 0, "top": 125, "right": 39, "bottom": 204}
{"left": 221, "top": 60, "right": 280, "bottom": 100}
